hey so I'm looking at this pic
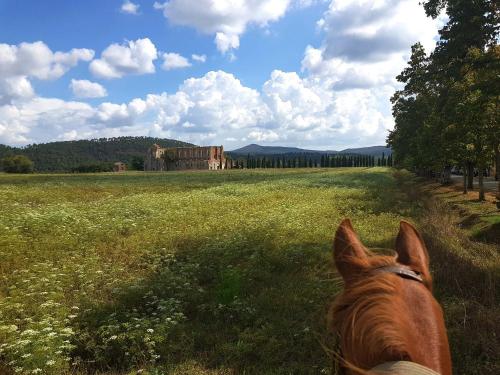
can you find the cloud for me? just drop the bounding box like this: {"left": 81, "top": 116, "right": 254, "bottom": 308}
{"left": 0, "top": 41, "right": 94, "bottom": 105}
{"left": 0, "top": 41, "right": 94, "bottom": 80}
{"left": 0, "top": 76, "right": 35, "bottom": 105}
{"left": 0, "top": 98, "right": 95, "bottom": 145}
{"left": 0, "top": 69, "right": 393, "bottom": 149}
{"left": 149, "top": 70, "right": 270, "bottom": 132}
{"left": 297, "top": 0, "right": 443, "bottom": 107}
{"left": 121, "top": 0, "right": 140, "bottom": 15}
{"left": 191, "top": 54, "right": 207, "bottom": 63}
{"left": 317, "top": 0, "right": 442, "bottom": 62}
{"left": 260, "top": 69, "right": 395, "bottom": 148}
{"left": 215, "top": 32, "right": 240, "bottom": 54}
{"left": 162, "top": 52, "right": 192, "bottom": 70}
{"left": 0, "top": 0, "right": 442, "bottom": 149}
{"left": 247, "top": 130, "right": 280, "bottom": 142}
{"left": 89, "top": 38, "right": 157, "bottom": 79}
{"left": 70, "top": 79, "right": 107, "bottom": 98}
{"left": 0, "top": 71, "right": 270, "bottom": 146}
{"left": 154, "top": 0, "right": 300, "bottom": 53}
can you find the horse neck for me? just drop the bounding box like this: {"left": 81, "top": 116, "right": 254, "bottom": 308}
{"left": 398, "top": 280, "right": 452, "bottom": 375}
{"left": 332, "top": 275, "right": 452, "bottom": 375}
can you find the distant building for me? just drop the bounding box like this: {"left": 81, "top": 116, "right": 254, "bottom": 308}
{"left": 144, "top": 144, "right": 226, "bottom": 171}
{"left": 113, "top": 162, "right": 126, "bottom": 172}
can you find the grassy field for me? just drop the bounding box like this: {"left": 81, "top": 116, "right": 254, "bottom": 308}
{"left": 0, "top": 168, "right": 498, "bottom": 374}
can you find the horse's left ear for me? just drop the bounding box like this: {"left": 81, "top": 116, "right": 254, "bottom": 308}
{"left": 334, "top": 218, "right": 369, "bottom": 284}
{"left": 395, "top": 221, "right": 432, "bottom": 289}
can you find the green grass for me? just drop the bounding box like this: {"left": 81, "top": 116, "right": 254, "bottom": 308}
{"left": 0, "top": 169, "right": 497, "bottom": 374}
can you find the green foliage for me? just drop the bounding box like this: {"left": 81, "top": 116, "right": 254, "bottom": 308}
{"left": 130, "top": 156, "right": 145, "bottom": 171}
{"left": 242, "top": 153, "right": 380, "bottom": 169}
{"left": 388, "top": 2, "right": 499, "bottom": 199}
{"left": 71, "top": 163, "right": 114, "bottom": 173}
{"left": 0, "top": 261, "right": 77, "bottom": 374}
{"left": 1, "top": 155, "right": 34, "bottom": 173}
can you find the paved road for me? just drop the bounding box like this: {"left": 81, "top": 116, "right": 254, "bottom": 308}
{"left": 450, "top": 175, "right": 498, "bottom": 193}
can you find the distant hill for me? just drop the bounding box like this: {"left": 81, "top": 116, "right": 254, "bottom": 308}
{"left": 0, "top": 137, "right": 194, "bottom": 172}
{"left": 229, "top": 144, "right": 323, "bottom": 155}
{"left": 338, "top": 146, "right": 392, "bottom": 156}
{"left": 229, "top": 144, "right": 392, "bottom": 157}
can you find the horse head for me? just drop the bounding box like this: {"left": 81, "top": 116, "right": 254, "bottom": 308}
{"left": 329, "top": 219, "right": 452, "bottom": 374}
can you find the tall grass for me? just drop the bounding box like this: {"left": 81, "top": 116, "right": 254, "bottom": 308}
{"left": 395, "top": 171, "right": 499, "bottom": 375}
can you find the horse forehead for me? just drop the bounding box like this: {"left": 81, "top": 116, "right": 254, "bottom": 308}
{"left": 401, "top": 280, "right": 444, "bottom": 363}
{"left": 403, "top": 280, "right": 439, "bottom": 317}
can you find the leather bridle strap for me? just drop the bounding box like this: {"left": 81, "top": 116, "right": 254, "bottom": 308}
{"left": 373, "top": 265, "right": 424, "bottom": 283}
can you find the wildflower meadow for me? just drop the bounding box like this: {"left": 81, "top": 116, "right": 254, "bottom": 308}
{"left": 0, "top": 169, "right": 497, "bottom": 374}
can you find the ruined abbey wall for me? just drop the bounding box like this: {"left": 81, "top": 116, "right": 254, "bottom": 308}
{"left": 144, "top": 144, "right": 226, "bottom": 171}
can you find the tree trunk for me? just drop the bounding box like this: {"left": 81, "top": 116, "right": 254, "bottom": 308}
{"left": 495, "top": 146, "right": 499, "bottom": 181}
{"left": 467, "top": 162, "right": 474, "bottom": 190}
{"left": 441, "top": 166, "right": 451, "bottom": 185}
{"left": 496, "top": 149, "right": 500, "bottom": 203}
{"left": 463, "top": 164, "right": 468, "bottom": 194}
{"left": 478, "top": 168, "right": 485, "bottom": 201}
{"left": 497, "top": 179, "right": 500, "bottom": 205}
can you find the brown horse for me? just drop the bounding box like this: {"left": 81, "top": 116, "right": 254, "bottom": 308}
{"left": 329, "top": 219, "right": 452, "bottom": 375}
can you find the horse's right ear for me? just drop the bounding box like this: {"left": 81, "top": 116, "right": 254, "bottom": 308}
{"left": 334, "top": 219, "right": 368, "bottom": 283}
{"left": 395, "top": 221, "right": 432, "bottom": 289}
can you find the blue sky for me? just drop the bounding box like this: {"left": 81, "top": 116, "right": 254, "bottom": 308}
{"left": 0, "top": 0, "right": 444, "bottom": 150}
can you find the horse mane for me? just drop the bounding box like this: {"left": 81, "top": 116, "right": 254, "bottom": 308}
{"left": 329, "top": 253, "right": 413, "bottom": 373}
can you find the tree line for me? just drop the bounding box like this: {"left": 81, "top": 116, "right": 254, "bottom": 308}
{"left": 388, "top": 0, "right": 499, "bottom": 201}
{"left": 236, "top": 153, "right": 393, "bottom": 169}
{"left": 0, "top": 137, "right": 191, "bottom": 172}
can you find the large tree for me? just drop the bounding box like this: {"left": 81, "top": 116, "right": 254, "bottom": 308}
{"left": 390, "top": 0, "right": 499, "bottom": 200}
{"left": 1, "top": 155, "right": 34, "bottom": 173}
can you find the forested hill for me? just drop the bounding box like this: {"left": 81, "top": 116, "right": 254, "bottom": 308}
{"left": 229, "top": 144, "right": 392, "bottom": 157}
{"left": 0, "top": 137, "right": 194, "bottom": 172}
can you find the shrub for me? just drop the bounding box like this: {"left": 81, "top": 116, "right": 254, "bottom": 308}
{"left": 71, "top": 163, "right": 113, "bottom": 173}
{"left": 1, "top": 155, "right": 34, "bottom": 173}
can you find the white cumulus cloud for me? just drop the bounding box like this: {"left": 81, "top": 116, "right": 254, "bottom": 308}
{"left": 0, "top": 41, "right": 94, "bottom": 80}
{"left": 304, "top": 0, "right": 444, "bottom": 89}
{"left": 70, "top": 79, "right": 107, "bottom": 98}
{"left": 0, "top": 69, "right": 394, "bottom": 149}
{"left": 0, "top": 41, "right": 94, "bottom": 104}
{"left": 191, "top": 54, "right": 207, "bottom": 63}
{"left": 89, "top": 38, "right": 158, "bottom": 79}
{"left": 121, "top": 0, "right": 140, "bottom": 15}
{"left": 248, "top": 130, "right": 280, "bottom": 142}
{"left": 154, "top": 0, "right": 302, "bottom": 53}
{"left": 162, "top": 53, "right": 192, "bottom": 70}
